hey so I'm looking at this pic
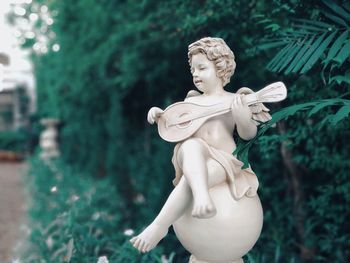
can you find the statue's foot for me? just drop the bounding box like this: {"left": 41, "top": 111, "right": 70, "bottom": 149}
{"left": 191, "top": 195, "right": 216, "bottom": 219}
{"left": 130, "top": 223, "right": 168, "bottom": 253}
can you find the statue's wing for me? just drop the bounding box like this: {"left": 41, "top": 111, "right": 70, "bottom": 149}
{"left": 237, "top": 87, "right": 272, "bottom": 125}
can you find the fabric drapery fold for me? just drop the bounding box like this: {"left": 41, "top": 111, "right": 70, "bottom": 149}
{"left": 171, "top": 138, "right": 258, "bottom": 200}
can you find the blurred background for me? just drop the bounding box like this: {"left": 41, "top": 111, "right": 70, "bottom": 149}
{"left": 0, "top": 0, "right": 349, "bottom": 262}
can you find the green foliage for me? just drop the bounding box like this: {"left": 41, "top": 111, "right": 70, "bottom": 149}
{"left": 23, "top": 156, "right": 167, "bottom": 263}
{"left": 257, "top": 0, "right": 350, "bottom": 81}
{"left": 235, "top": 98, "right": 350, "bottom": 168}
{"left": 0, "top": 129, "right": 28, "bottom": 152}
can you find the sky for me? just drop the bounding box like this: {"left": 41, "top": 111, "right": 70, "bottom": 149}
{"left": 0, "top": 0, "right": 35, "bottom": 111}
{"left": 0, "top": 0, "right": 32, "bottom": 71}
{"left": 0, "top": 0, "right": 15, "bottom": 53}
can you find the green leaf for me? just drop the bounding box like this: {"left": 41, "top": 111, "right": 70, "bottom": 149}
{"left": 331, "top": 104, "right": 350, "bottom": 125}
{"left": 308, "top": 100, "right": 338, "bottom": 117}
{"left": 267, "top": 42, "right": 293, "bottom": 70}
{"left": 284, "top": 37, "right": 314, "bottom": 74}
{"left": 282, "top": 30, "right": 310, "bottom": 37}
{"left": 293, "top": 24, "right": 328, "bottom": 32}
{"left": 273, "top": 42, "right": 304, "bottom": 72}
{"left": 300, "top": 31, "right": 337, "bottom": 73}
{"left": 257, "top": 18, "right": 272, "bottom": 25}
{"left": 264, "top": 23, "right": 281, "bottom": 32}
{"left": 329, "top": 74, "right": 350, "bottom": 85}
{"left": 278, "top": 42, "right": 305, "bottom": 72}
{"left": 322, "top": 0, "right": 350, "bottom": 22}
{"left": 292, "top": 33, "right": 327, "bottom": 73}
{"left": 271, "top": 102, "right": 316, "bottom": 121}
{"left": 252, "top": 14, "right": 265, "bottom": 19}
{"left": 332, "top": 39, "right": 350, "bottom": 66}
{"left": 323, "top": 11, "right": 349, "bottom": 28}
{"left": 323, "top": 30, "right": 349, "bottom": 66}
{"left": 293, "top": 18, "right": 332, "bottom": 28}
{"left": 317, "top": 114, "right": 334, "bottom": 129}
{"left": 258, "top": 41, "right": 287, "bottom": 50}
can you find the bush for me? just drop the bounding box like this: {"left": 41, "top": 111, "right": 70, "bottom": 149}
{"left": 0, "top": 129, "right": 28, "bottom": 153}
{"left": 21, "top": 156, "right": 167, "bottom": 263}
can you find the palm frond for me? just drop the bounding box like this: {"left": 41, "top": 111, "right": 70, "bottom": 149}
{"left": 300, "top": 31, "right": 337, "bottom": 73}
{"left": 323, "top": 29, "right": 349, "bottom": 66}
{"left": 331, "top": 104, "right": 350, "bottom": 125}
{"left": 332, "top": 38, "right": 350, "bottom": 66}
{"left": 329, "top": 71, "right": 350, "bottom": 85}
{"left": 258, "top": 1, "right": 350, "bottom": 76}
{"left": 234, "top": 99, "right": 350, "bottom": 168}
{"left": 322, "top": 0, "right": 350, "bottom": 23}
{"left": 323, "top": 11, "right": 349, "bottom": 28}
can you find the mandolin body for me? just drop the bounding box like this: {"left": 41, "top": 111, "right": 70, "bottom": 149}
{"left": 157, "top": 102, "right": 216, "bottom": 142}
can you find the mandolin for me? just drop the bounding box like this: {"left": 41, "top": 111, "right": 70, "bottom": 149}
{"left": 157, "top": 82, "right": 287, "bottom": 142}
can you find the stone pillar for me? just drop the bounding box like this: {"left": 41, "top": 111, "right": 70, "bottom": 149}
{"left": 39, "top": 118, "right": 60, "bottom": 159}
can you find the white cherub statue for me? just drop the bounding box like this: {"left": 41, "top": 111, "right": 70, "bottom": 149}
{"left": 130, "top": 37, "right": 286, "bottom": 263}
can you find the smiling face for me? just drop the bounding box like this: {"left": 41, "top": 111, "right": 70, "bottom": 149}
{"left": 190, "top": 53, "right": 223, "bottom": 94}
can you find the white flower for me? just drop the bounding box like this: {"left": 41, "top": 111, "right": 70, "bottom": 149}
{"left": 71, "top": 195, "right": 80, "bottom": 202}
{"left": 161, "top": 252, "right": 175, "bottom": 263}
{"left": 134, "top": 193, "right": 145, "bottom": 204}
{"left": 123, "top": 229, "right": 134, "bottom": 236}
{"left": 97, "top": 256, "right": 109, "bottom": 263}
{"left": 50, "top": 186, "right": 57, "bottom": 193}
{"left": 46, "top": 236, "right": 54, "bottom": 250}
{"left": 92, "top": 212, "right": 100, "bottom": 221}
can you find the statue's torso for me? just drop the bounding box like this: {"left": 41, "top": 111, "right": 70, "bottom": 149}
{"left": 185, "top": 92, "right": 237, "bottom": 153}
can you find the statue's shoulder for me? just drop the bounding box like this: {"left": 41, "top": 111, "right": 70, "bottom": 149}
{"left": 186, "top": 90, "right": 201, "bottom": 98}
{"left": 184, "top": 90, "right": 201, "bottom": 102}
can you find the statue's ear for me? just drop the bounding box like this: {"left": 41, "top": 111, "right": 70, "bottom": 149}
{"left": 186, "top": 90, "right": 201, "bottom": 98}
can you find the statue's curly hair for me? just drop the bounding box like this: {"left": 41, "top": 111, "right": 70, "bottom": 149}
{"left": 188, "top": 37, "right": 236, "bottom": 87}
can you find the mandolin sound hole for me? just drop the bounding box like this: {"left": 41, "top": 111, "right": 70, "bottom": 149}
{"left": 177, "top": 121, "right": 191, "bottom": 128}
{"left": 176, "top": 113, "right": 192, "bottom": 129}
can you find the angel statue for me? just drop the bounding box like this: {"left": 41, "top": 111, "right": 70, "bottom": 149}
{"left": 130, "top": 37, "right": 286, "bottom": 263}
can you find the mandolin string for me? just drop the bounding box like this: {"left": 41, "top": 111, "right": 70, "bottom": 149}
{"left": 169, "top": 103, "right": 232, "bottom": 126}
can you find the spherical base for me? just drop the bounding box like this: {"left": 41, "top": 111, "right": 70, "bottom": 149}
{"left": 189, "top": 255, "right": 244, "bottom": 263}
{"left": 173, "top": 182, "right": 263, "bottom": 263}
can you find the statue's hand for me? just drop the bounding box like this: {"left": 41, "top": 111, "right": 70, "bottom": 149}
{"left": 147, "top": 107, "right": 164, "bottom": 124}
{"left": 231, "top": 95, "right": 252, "bottom": 124}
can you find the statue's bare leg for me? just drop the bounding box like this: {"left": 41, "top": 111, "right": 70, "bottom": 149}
{"left": 178, "top": 139, "right": 216, "bottom": 219}
{"left": 130, "top": 176, "right": 192, "bottom": 253}
{"left": 130, "top": 139, "right": 226, "bottom": 252}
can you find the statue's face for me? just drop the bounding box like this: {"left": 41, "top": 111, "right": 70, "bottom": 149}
{"left": 190, "top": 53, "right": 222, "bottom": 93}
